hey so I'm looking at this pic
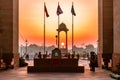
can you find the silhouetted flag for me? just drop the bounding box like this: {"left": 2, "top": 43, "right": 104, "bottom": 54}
{"left": 57, "top": 3, "right": 63, "bottom": 16}
{"left": 44, "top": 4, "right": 49, "bottom": 17}
{"left": 71, "top": 5, "right": 76, "bottom": 16}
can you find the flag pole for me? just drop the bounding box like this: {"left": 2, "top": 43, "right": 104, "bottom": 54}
{"left": 58, "top": 14, "right": 60, "bottom": 49}
{"left": 44, "top": 2, "right": 46, "bottom": 54}
{"left": 58, "top": 2, "right": 60, "bottom": 49}
{"left": 72, "top": 2, "right": 74, "bottom": 54}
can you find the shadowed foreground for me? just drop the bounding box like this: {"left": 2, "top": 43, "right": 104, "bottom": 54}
{"left": 0, "top": 60, "right": 115, "bottom": 80}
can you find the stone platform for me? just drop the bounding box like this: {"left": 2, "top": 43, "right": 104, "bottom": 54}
{"left": 27, "top": 59, "right": 84, "bottom": 73}
{"left": 0, "top": 60, "right": 114, "bottom": 80}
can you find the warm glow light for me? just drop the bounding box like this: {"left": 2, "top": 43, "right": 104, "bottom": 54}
{"left": 19, "top": 0, "right": 98, "bottom": 49}
{"left": 61, "top": 42, "right": 64, "bottom": 46}
{"left": 61, "top": 42, "right": 65, "bottom": 48}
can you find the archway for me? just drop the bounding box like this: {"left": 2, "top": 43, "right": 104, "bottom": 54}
{"left": 0, "top": 0, "right": 120, "bottom": 71}
{"left": 57, "top": 23, "right": 69, "bottom": 55}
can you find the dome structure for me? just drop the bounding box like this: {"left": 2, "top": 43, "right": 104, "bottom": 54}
{"left": 57, "top": 23, "right": 69, "bottom": 32}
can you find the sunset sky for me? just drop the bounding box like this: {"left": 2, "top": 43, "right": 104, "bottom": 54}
{"left": 19, "top": 0, "right": 98, "bottom": 49}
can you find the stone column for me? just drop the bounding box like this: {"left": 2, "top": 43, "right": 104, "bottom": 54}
{"left": 113, "top": 0, "right": 120, "bottom": 71}
{"left": 66, "top": 32, "right": 67, "bottom": 49}
{"left": 0, "top": 0, "right": 19, "bottom": 68}
{"left": 98, "top": 0, "right": 103, "bottom": 68}
{"left": 98, "top": 0, "right": 113, "bottom": 69}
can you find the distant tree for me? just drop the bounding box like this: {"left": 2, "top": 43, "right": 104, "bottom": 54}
{"left": 85, "top": 44, "right": 96, "bottom": 54}
{"left": 85, "top": 44, "right": 94, "bottom": 49}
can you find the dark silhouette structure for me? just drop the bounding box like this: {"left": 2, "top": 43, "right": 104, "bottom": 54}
{"left": 89, "top": 52, "right": 97, "bottom": 72}
{"left": 27, "top": 48, "right": 84, "bottom": 73}
{"left": 57, "top": 23, "right": 69, "bottom": 56}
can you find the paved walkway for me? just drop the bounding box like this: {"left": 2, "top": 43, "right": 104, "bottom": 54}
{"left": 0, "top": 60, "right": 115, "bottom": 80}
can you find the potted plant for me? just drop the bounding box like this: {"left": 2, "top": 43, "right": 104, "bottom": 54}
{"left": 19, "top": 57, "right": 28, "bottom": 67}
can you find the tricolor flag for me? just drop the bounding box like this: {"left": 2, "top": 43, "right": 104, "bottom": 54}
{"left": 44, "top": 3, "right": 49, "bottom": 17}
{"left": 71, "top": 4, "right": 76, "bottom": 16}
{"left": 57, "top": 3, "right": 63, "bottom": 16}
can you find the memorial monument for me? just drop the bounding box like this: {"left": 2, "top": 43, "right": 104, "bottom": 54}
{"left": 27, "top": 23, "right": 84, "bottom": 72}
{"left": 0, "top": 0, "right": 120, "bottom": 73}
{"left": 57, "top": 23, "right": 69, "bottom": 56}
